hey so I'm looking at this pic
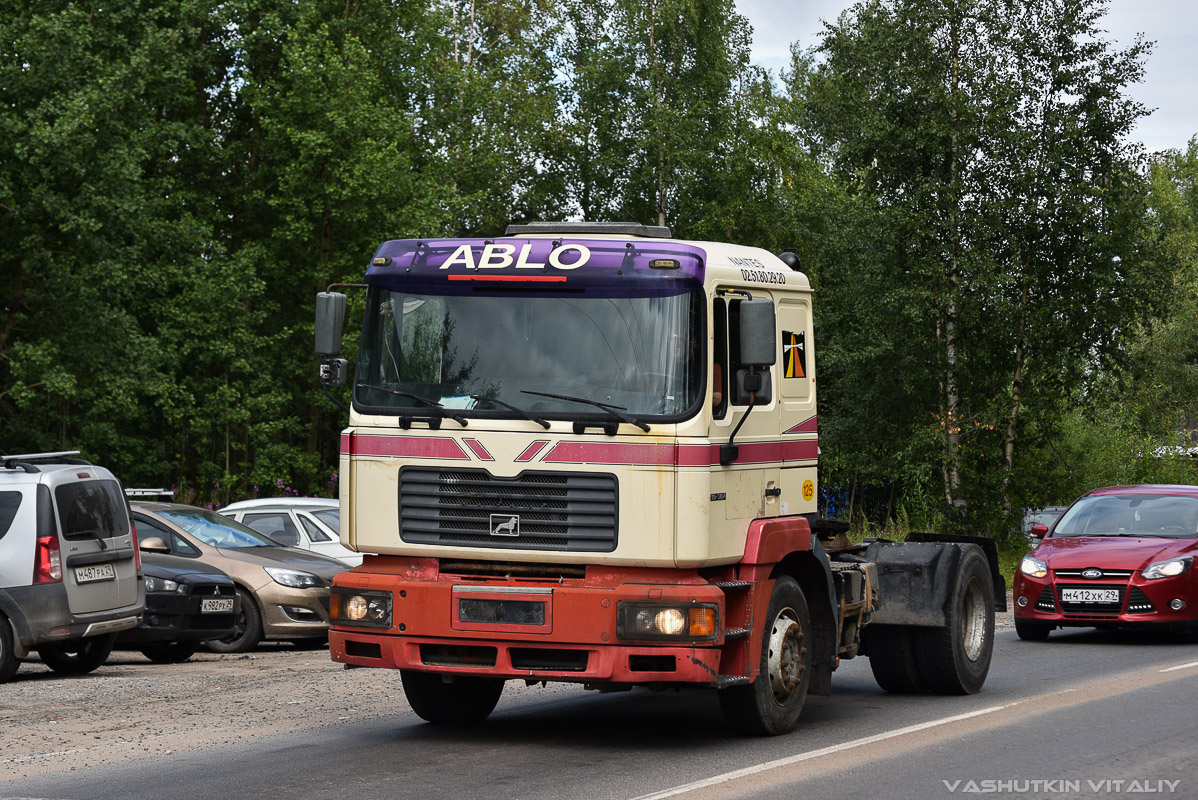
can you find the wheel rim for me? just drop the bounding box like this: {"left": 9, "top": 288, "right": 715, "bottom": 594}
{"left": 962, "top": 576, "right": 988, "bottom": 662}
{"left": 766, "top": 607, "right": 806, "bottom": 705}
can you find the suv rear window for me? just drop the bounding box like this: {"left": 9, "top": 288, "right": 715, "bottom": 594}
{"left": 0, "top": 491, "right": 21, "bottom": 540}
{"left": 55, "top": 480, "right": 130, "bottom": 541}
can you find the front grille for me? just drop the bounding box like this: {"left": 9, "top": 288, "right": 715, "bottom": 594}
{"left": 1127, "top": 587, "right": 1155, "bottom": 614}
{"left": 399, "top": 468, "right": 618, "bottom": 552}
{"left": 1054, "top": 569, "right": 1134, "bottom": 579}
{"left": 1035, "top": 587, "right": 1057, "bottom": 612}
{"left": 188, "top": 582, "right": 236, "bottom": 598}
{"left": 1057, "top": 583, "right": 1123, "bottom": 615}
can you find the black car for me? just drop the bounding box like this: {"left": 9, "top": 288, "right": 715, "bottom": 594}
{"left": 117, "top": 553, "right": 239, "bottom": 663}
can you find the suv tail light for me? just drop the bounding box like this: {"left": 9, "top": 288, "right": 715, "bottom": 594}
{"left": 131, "top": 520, "right": 142, "bottom": 572}
{"left": 34, "top": 533, "right": 62, "bottom": 583}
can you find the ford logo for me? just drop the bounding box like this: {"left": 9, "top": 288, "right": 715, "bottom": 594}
{"left": 1082, "top": 568, "right": 1103, "bottom": 579}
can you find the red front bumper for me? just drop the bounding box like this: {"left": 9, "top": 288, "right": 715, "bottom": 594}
{"left": 329, "top": 560, "right": 731, "bottom": 685}
{"left": 1014, "top": 570, "right": 1198, "bottom": 628}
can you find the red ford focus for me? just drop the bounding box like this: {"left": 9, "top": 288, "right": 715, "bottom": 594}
{"left": 1013, "top": 485, "right": 1198, "bottom": 641}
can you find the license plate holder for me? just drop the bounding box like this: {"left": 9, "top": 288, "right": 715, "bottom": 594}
{"left": 451, "top": 586, "right": 553, "bottom": 634}
{"left": 1060, "top": 587, "right": 1120, "bottom": 604}
{"left": 74, "top": 563, "right": 116, "bottom": 584}
{"left": 201, "top": 598, "right": 235, "bottom": 614}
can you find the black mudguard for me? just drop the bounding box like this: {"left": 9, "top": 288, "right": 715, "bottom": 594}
{"left": 863, "top": 539, "right": 998, "bottom": 627}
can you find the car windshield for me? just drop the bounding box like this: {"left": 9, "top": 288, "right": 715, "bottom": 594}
{"left": 157, "top": 507, "right": 281, "bottom": 549}
{"left": 353, "top": 287, "right": 703, "bottom": 419}
{"left": 1052, "top": 494, "right": 1198, "bottom": 539}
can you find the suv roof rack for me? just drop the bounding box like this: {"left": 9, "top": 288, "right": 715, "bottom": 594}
{"left": 125, "top": 488, "right": 175, "bottom": 499}
{"left": 2, "top": 451, "right": 92, "bottom": 473}
{"left": 504, "top": 221, "right": 672, "bottom": 239}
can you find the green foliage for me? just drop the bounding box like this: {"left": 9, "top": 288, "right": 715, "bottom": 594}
{"left": 0, "top": 0, "right": 1192, "bottom": 525}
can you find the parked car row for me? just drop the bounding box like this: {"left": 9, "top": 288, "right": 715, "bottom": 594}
{"left": 1, "top": 453, "right": 355, "bottom": 683}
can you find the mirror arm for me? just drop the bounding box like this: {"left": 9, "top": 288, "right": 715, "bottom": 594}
{"left": 321, "top": 382, "right": 349, "bottom": 415}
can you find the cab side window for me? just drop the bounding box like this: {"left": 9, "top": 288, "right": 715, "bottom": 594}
{"left": 712, "top": 298, "right": 729, "bottom": 419}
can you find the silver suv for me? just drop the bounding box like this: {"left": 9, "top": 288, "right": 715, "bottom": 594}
{"left": 0, "top": 452, "right": 144, "bottom": 681}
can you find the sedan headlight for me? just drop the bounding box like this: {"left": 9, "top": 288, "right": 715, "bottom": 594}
{"left": 1020, "top": 556, "right": 1048, "bottom": 579}
{"left": 331, "top": 588, "right": 392, "bottom": 628}
{"left": 616, "top": 602, "right": 718, "bottom": 642}
{"left": 1142, "top": 556, "right": 1192, "bottom": 580}
{"left": 144, "top": 575, "right": 181, "bottom": 593}
{"left": 264, "top": 566, "right": 323, "bottom": 589}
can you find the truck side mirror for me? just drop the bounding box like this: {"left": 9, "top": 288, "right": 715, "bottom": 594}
{"left": 316, "top": 292, "right": 347, "bottom": 356}
{"left": 738, "top": 299, "right": 776, "bottom": 367}
{"left": 732, "top": 299, "right": 776, "bottom": 405}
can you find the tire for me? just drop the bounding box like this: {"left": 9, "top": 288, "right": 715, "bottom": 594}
{"left": 0, "top": 616, "right": 20, "bottom": 683}
{"left": 915, "top": 546, "right": 995, "bottom": 694}
{"left": 206, "top": 589, "right": 262, "bottom": 654}
{"left": 38, "top": 633, "right": 116, "bottom": 675}
{"left": 865, "top": 625, "right": 924, "bottom": 693}
{"left": 1015, "top": 618, "right": 1052, "bottom": 641}
{"left": 139, "top": 641, "right": 201, "bottom": 664}
{"left": 719, "top": 575, "right": 812, "bottom": 736}
{"left": 400, "top": 670, "right": 505, "bottom": 724}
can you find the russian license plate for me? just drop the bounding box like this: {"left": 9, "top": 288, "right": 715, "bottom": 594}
{"left": 201, "top": 598, "right": 235, "bottom": 614}
{"left": 74, "top": 563, "right": 116, "bottom": 584}
{"left": 1061, "top": 587, "right": 1120, "bottom": 603}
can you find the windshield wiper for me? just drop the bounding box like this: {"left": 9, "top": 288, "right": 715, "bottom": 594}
{"left": 356, "top": 384, "right": 468, "bottom": 427}
{"left": 470, "top": 395, "right": 550, "bottom": 429}
{"left": 71, "top": 527, "right": 108, "bottom": 550}
{"left": 521, "top": 390, "right": 650, "bottom": 432}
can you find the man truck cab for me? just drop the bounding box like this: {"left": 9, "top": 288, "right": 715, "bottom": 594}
{"left": 315, "top": 222, "right": 1000, "bottom": 735}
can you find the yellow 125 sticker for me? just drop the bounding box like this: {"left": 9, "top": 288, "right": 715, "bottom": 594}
{"left": 802, "top": 480, "right": 815, "bottom": 502}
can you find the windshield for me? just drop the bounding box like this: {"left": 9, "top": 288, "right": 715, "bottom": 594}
{"left": 158, "top": 508, "right": 283, "bottom": 549}
{"left": 353, "top": 288, "right": 703, "bottom": 419}
{"left": 1052, "top": 494, "right": 1198, "bottom": 539}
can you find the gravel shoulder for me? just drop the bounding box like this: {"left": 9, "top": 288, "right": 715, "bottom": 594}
{"left": 0, "top": 644, "right": 406, "bottom": 784}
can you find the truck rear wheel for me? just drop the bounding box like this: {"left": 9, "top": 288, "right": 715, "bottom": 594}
{"left": 915, "top": 546, "right": 994, "bottom": 694}
{"left": 719, "top": 575, "right": 812, "bottom": 736}
{"left": 38, "top": 633, "right": 116, "bottom": 675}
{"left": 865, "top": 625, "right": 924, "bottom": 693}
{"left": 401, "top": 670, "right": 504, "bottom": 724}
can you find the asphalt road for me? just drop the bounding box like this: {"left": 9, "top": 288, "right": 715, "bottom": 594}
{"left": 5, "top": 626, "right": 1197, "bottom": 800}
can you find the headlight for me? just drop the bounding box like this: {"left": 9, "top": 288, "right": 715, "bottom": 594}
{"left": 617, "top": 602, "right": 718, "bottom": 642}
{"left": 144, "top": 575, "right": 180, "bottom": 593}
{"left": 331, "top": 589, "right": 392, "bottom": 627}
{"left": 1020, "top": 556, "right": 1048, "bottom": 579}
{"left": 264, "top": 566, "right": 323, "bottom": 589}
{"left": 1142, "top": 557, "right": 1192, "bottom": 580}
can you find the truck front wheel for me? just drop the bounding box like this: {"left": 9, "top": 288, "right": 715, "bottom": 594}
{"left": 401, "top": 670, "right": 504, "bottom": 724}
{"left": 719, "top": 575, "right": 812, "bottom": 736}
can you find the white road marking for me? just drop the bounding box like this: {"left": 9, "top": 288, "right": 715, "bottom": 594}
{"left": 631, "top": 704, "right": 1013, "bottom": 800}
{"left": 1159, "top": 661, "right": 1198, "bottom": 673}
